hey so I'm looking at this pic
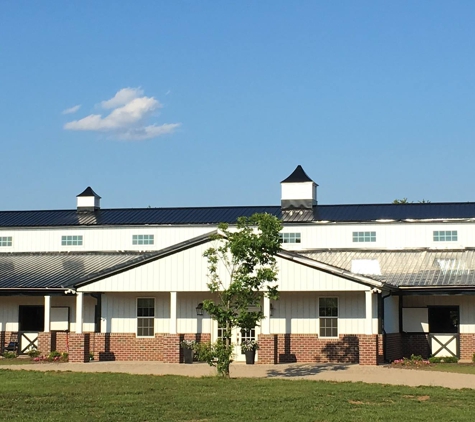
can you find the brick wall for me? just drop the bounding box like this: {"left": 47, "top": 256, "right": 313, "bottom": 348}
{"left": 68, "top": 333, "right": 91, "bottom": 363}
{"left": 460, "top": 334, "right": 475, "bottom": 361}
{"left": 257, "top": 334, "right": 380, "bottom": 365}
{"left": 385, "top": 333, "right": 403, "bottom": 362}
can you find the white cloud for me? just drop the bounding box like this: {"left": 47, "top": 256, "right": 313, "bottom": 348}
{"left": 64, "top": 88, "right": 180, "bottom": 141}
{"left": 62, "top": 105, "right": 81, "bottom": 115}
{"left": 100, "top": 87, "right": 144, "bottom": 109}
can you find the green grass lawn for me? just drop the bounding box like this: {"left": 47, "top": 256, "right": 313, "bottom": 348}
{"left": 1, "top": 370, "right": 475, "bottom": 421}
{"left": 414, "top": 363, "right": 475, "bottom": 375}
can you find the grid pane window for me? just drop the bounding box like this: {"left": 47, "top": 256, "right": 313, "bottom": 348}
{"left": 319, "top": 297, "right": 338, "bottom": 337}
{"left": 279, "top": 233, "right": 301, "bottom": 244}
{"left": 137, "top": 298, "right": 155, "bottom": 337}
{"left": 132, "top": 234, "right": 155, "bottom": 245}
{"left": 352, "top": 231, "right": 376, "bottom": 242}
{"left": 61, "top": 235, "right": 83, "bottom": 246}
{"left": 0, "top": 237, "right": 12, "bottom": 247}
{"left": 433, "top": 231, "right": 458, "bottom": 242}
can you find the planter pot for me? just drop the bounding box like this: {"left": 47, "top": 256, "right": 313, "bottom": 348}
{"left": 183, "top": 347, "right": 194, "bottom": 364}
{"left": 245, "top": 349, "right": 256, "bottom": 365}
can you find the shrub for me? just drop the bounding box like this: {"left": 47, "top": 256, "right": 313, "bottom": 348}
{"left": 472, "top": 353, "right": 475, "bottom": 363}
{"left": 2, "top": 351, "right": 17, "bottom": 359}
{"left": 27, "top": 349, "right": 41, "bottom": 358}
{"left": 392, "top": 355, "right": 430, "bottom": 367}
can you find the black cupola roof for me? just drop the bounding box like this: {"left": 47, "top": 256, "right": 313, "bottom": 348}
{"left": 281, "top": 165, "right": 317, "bottom": 184}
{"left": 77, "top": 187, "right": 101, "bottom": 198}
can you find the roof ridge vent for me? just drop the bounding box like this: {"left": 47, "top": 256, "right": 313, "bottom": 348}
{"left": 76, "top": 187, "right": 101, "bottom": 212}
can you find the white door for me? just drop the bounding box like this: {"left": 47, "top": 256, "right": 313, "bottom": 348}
{"left": 216, "top": 324, "right": 258, "bottom": 362}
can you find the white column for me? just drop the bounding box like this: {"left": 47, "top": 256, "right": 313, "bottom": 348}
{"left": 169, "top": 292, "right": 177, "bottom": 334}
{"left": 44, "top": 295, "right": 51, "bottom": 333}
{"left": 262, "top": 296, "right": 270, "bottom": 335}
{"left": 365, "top": 290, "right": 373, "bottom": 335}
{"left": 76, "top": 292, "right": 83, "bottom": 334}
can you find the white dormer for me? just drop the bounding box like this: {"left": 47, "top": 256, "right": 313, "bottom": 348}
{"left": 76, "top": 187, "right": 101, "bottom": 212}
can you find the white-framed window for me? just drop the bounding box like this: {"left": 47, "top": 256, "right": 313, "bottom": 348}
{"left": 319, "top": 297, "right": 338, "bottom": 338}
{"left": 433, "top": 230, "right": 457, "bottom": 242}
{"left": 61, "top": 235, "right": 83, "bottom": 246}
{"left": 279, "top": 233, "right": 301, "bottom": 243}
{"left": 352, "top": 231, "right": 376, "bottom": 242}
{"left": 137, "top": 298, "right": 155, "bottom": 337}
{"left": 132, "top": 234, "right": 154, "bottom": 245}
{"left": 0, "top": 236, "right": 12, "bottom": 247}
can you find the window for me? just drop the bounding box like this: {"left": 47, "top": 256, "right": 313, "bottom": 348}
{"left": 0, "top": 237, "right": 12, "bottom": 247}
{"left": 137, "top": 298, "right": 155, "bottom": 337}
{"left": 433, "top": 231, "right": 457, "bottom": 242}
{"left": 319, "top": 297, "right": 338, "bottom": 337}
{"left": 133, "top": 234, "right": 154, "bottom": 245}
{"left": 279, "top": 233, "right": 301, "bottom": 243}
{"left": 352, "top": 231, "right": 376, "bottom": 242}
{"left": 61, "top": 235, "right": 83, "bottom": 246}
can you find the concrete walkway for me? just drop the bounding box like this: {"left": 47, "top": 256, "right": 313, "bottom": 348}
{"left": 2, "top": 361, "right": 475, "bottom": 390}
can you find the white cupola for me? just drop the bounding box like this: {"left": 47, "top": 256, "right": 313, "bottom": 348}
{"left": 280, "top": 165, "right": 317, "bottom": 221}
{"left": 76, "top": 187, "right": 101, "bottom": 212}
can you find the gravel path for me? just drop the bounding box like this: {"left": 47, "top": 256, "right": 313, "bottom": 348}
{"left": 2, "top": 361, "right": 475, "bottom": 390}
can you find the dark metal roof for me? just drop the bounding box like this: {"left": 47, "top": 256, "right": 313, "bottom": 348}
{"left": 300, "top": 249, "right": 475, "bottom": 288}
{"left": 281, "top": 165, "right": 315, "bottom": 183}
{"left": 1, "top": 202, "right": 475, "bottom": 227}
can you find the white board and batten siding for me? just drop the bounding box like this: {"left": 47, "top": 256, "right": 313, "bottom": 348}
{"left": 0, "top": 221, "right": 472, "bottom": 254}
{"left": 279, "top": 222, "right": 469, "bottom": 251}
{"left": 79, "top": 243, "right": 371, "bottom": 293}
{"left": 0, "top": 296, "right": 95, "bottom": 332}
{"left": 100, "top": 292, "right": 213, "bottom": 334}
{"left": 270, "top": 291, "right": 378, "bottom": 335}
{"left": 0, "top": 226, "right": 214, "bottom": 253}
{"left": 402, "top": 295, "right": 475, "bottom": 333}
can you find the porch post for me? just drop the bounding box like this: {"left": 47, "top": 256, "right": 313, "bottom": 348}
{"left": 365, "top": 290, "right": 373, "bottom": 335}
{"left": 169, "top": 292, "right": 177, "bottom": 334}
{"left": 44, "top": 295, "right": 51, "bottom": 332}
{"left": 76, "top": 292, "right": 83, "bottom": 334}
{"left": 262, "top": 296, "right": 270, "bottom": 335}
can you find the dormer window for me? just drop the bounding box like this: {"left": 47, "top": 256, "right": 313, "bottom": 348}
{"left": 132, "top": 234, "right": 154, "bottom": 245}
{"left": 352, "top": 231, "right": 376, "bottom": 242}
{"left": 0, "top": 237, "right": 12, "bottom": 247}
{"left": 279, "top": 233, "right": 301, "bottom": 243}
{"left": 433, "top": 231, "right": 457, "bottom": 242}
{"left": 61, "top": 235, "right": 83, "bottom": 246}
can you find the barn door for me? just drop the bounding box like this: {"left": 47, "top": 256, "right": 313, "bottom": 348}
{"left": 428, "top": 306, "right": 459, "bottom": 358}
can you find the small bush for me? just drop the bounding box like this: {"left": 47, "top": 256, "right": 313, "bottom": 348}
{"left": 392, "top": 355, "right": 430, "bottom": 367}
{"left": 2, "top": 351, "right": 17, "bottom": 359}
{"left": 27, "top": 349, "right": 41, "bottom": 358}
{"left": 472, "top": 353, "right": 475, "bottom": 363}
{"left": 429, "top": 356, "right": 459, "bottom": 364}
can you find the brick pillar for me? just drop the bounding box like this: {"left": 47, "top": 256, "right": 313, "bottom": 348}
{"left": 68, "top": 333, "right": 91, "bottom": 363}
{"left": 257, "top": 334, "right": 276, "bottom": 364}
{"left": 460, "top": 334, "right": 475, "bottom": 361}
{"left": 37, "top": 332, "right": 52, "bottom": 354}
{"left": 162, "top": 334, "right": 180, "bottom": 363}
{"left": 358, "top": 334, "right": 379, "bottom": 365}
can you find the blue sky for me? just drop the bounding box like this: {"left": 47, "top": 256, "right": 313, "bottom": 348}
{"left": 2, "top": 2, "right": 475, "bottom": 210}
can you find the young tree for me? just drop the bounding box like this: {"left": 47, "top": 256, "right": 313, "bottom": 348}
{"left": 201, "top": 213, "right": 282, "bottom": 377}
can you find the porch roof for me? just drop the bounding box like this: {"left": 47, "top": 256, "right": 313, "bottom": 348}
{"left": 300, "top": 249, "right": 475, "bottom": 288}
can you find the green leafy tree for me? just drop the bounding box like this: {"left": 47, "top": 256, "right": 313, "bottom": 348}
{"left": 393, "top": 198, "right": 431, "bottom": 204}
{"left": 201, "top": 213, "right": 282, "bottom": 377}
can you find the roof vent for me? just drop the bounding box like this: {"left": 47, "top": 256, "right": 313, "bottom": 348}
{"left": 281, "top": 165, "right": 317, "bottom": 221}
{"left": 76, "top": 187, "right": 101, "bottom": 212}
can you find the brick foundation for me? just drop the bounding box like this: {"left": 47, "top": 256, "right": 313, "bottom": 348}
{"left": 257, "top": 334, "right": 381, "bottom": 365}
{"left": 459, "top": 334, "right": 475, "bottom": 361}
{"left": 385, "top": 333, "right": 403, "bottom": 362}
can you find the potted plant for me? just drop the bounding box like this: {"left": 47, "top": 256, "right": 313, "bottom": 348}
{"left": 241, "top": 340, "right": 258, "bottom": 365}
{"left": 180, "top": 340, "right": 196, "bottom": 364}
